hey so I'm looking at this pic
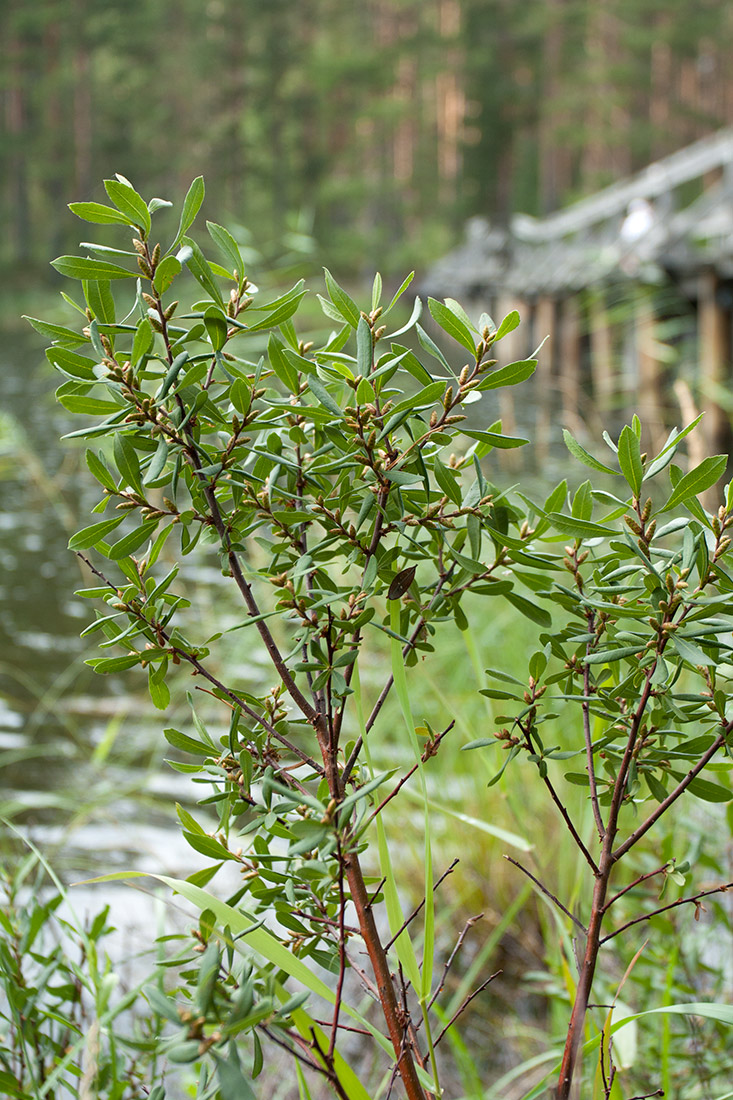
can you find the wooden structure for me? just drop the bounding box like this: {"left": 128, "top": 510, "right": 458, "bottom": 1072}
{"left": 424, "top": 129, "right": 733, "bottom": 463}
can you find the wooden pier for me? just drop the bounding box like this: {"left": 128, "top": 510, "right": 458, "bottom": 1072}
{"left": 424, "top": 129, "right": 733, "bottom": 465}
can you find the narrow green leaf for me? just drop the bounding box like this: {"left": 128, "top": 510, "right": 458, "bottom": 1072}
{"left": 68, "top": 516, "right": 124, "bottom": 550}
{"left": 504, "top": 591, "right": 551, "bottom": 627}
{"left": 207, "top": 221, "right": 243, "bottom": 279}
{"left": 661, "top": 455, "right": 728, "bottom": 512}
{"left": 179, "top": 234, "right": 223, "bottom": 304}
{"left": 68, "top": 201, "right": 133, "bottom": 226}
{"left": 563, "top": 429, "right": 616, "bottom": 474}
{"left": 51, "top": 256, "right": 135, "bottom": 280}
{"left": 583, "top": 644, "right": 648, "bottom": 665}
{"left": 546, "top": 513, "right": 612, "bottom": 539}
{"left": 617, "top": 424, "right": 643, "bottom": 495}
{"left": 113, "top": 433, "right": 144, "bottom": 495}
{"left": 477, "top": 359, "right": 537, "bottom": 390}
{"left": 24, "top": 315, "right": 86, "bottom": 346}
{"left": 433, "top": 456, "right": 462, "bottom": 506}
{"left": 384, "top": 271, "right": 415, "bottom": 316}
{"left": 104, "top": 178, "right": 151, "bottom": 234}
{"left": 107, "top": 518, "right": 159, "bottom": 560}
{"left": 131, "top": 317, "right": 154, "bottom": 365}
{"left": 428, "top": 297, "right": 477, "bottom": 354}
{"left": 323, "top": 268, "right": 360, "bottom": 326}
{"left": 86, "top": 449, "right": 117, "bottom": 491}
{"left": 164, "top": 728, "right": 214, "bottom": 756}
{"left": 174, "top": 176, "right": 205, "bottom": 246}
{"left": 307, "top": 376, "right": 342, "bottom": 417}
{"left": 495, "top": 310, "right": 521, "bottom": 340}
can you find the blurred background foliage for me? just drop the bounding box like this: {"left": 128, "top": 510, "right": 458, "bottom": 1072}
{"left": 3, "top": 0, "right": 733, "bottom": 291}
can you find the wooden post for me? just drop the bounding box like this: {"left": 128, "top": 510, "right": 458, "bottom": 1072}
{"left": 698, "top": 268, "right": 731, "bottom": 459}
{"left": 495, "top": 294, "right": 525, "bottom": 469}
{"left": 588, "top": 290, "right": 615, "bottom": 420}
{"left": 535, "top": 296, "right": 555, "bottom": 459}
{"left": 635, "top": 291, "right": 665, "bottom": 456}
{"left": 559, "top": 297, "right": 582, "bottom": 435}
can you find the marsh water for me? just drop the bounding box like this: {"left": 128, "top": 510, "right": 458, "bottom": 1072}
{"left": 0, "top": 330, "right": 232, "bottom": 902}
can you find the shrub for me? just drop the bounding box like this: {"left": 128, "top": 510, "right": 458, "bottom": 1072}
{"left": 26, "top": 175, "right": 733, "bottom": 1099}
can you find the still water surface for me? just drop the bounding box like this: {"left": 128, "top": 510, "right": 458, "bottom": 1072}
{"left": 0, "top": 330, "right": 234, "bottom": 887}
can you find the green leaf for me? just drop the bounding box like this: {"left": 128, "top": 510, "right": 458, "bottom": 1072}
{"left": 47, "top": 346, "right": 97, "bottom": 380}
{"left": 572, "top": 479, "right": 593, "bottom": 521}
{"left": 267, "top": 333, "right": 300, "bottom": 393}
{"left": 153, "top": 254, "right": 181, "bottom": 295}
{"left": 504, "top": 591, "right": 551, "bottom": 627}
{"left": 617, "top": 424, "right": 643, "bottom": 495}
{"left": 164, "top": 728, "right": 214, "bottom": 756}
{"left": 495, "top": 310, "right": 521, "bottom": 340}
{"left": 173, "top": 176, "right": 205, "bottom": 246}
{"left": 428, "top": 297, "right": 477, "bottom": 354}
{"left": 86, "top": 449, "right": 117, "bottom": 492}
{"left": 107, "top": 519, "right": 159, "bottom": 560}
{"left": 307, "top": 375, "right": 342, "bottom": 417}
{"left": 207, "top": 221, "right": 243, "bottom": 278}
{"left": 68, "top": 516, "right": 124, "bottom": 550}
{"left": 184, "top": 831, "right": 239, "bottom": 860}
{"left": 68, "top": 201, "right": 133, "bottom": 226}
{"left": 583, "top": 644, "right": 648, "bottom": 665}
{"left": 131, "top": 317, "right": 154, "bottom": 365}
{"left": 661, "top": 454, "right": 728, "bottom": 512}
{"left": 383, "top": 271, "right": 415, "bottom": 316}
{"left": 433, "top": 456, "right": 462, "bottom": 506}
{"left": 323, "top": 268, "right": 360, "bottom": 326}
{"left": 179, "top": 234, "right": 223, "bottom": 305}
{"left": 461, "top": 428, "right": 528, "bottom": 450}
{"left": 204, "top": 306, "right": 229, "bottom": 351}
{"left": 87, "top": 653, "right": 143, "bottom": 673}
{"left": 546, "top": 513, "right": 612, "bottom": 539}
{"left": 416, "top": 322, "right": 453, "bottom": 374}
{"left": 683, "top": 776, "right": 732, "bottom": 803}
{"left": 477, "top": 359, "right": 537, "bottom": 390}
{"left": 51, "top": 256, "right": 135, "bottom": 280}
{"left": 563, "top": 429, "right": 616, "bottom": 474}
{"left": 113, "top": 433, "right": 144, "bottom": 495}
{"left": 57, "top": 391, "right": 121, "bottom": 415}
{"left": 104, "top": 178, "right": 151, "bottom": 234}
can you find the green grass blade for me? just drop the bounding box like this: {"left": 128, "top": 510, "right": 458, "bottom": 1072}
{"left": 389, "top": 599, "right": 434, "bottom": 1004}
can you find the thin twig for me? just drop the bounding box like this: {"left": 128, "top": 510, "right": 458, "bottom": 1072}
{"left": 365, "top": 876, "right": 387, "bottom": 910}
{"left": 518, "top": 718, "right": 598, "bottom": 872}
{"left": 384, "top": 860, "right": 459, "bottom": 951}
{"left": 365, "top": 723, "right": 454, "bottom": 828}
{"left": 612, "top": 727, "right": 730, "bottom": 862}
{"left": 599, "top": 880, "right": 733, "bottom": 944}
{"left": 433, "top": 971, "right": 502, "bottom": 1046}
{"left": 76, "top": 553, "right": 325, "bottom": 779}
{"left": 341, "top": 574, "right": 455, "bottom": 783}
{"left": 602, "top": 864, "right": 669, "bottom": 912}
{"left": 427, "top": 913, "right": 483, "bottom": 1011}
{"left": 504, "top": 856, "right": 587, "bottom": 934}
